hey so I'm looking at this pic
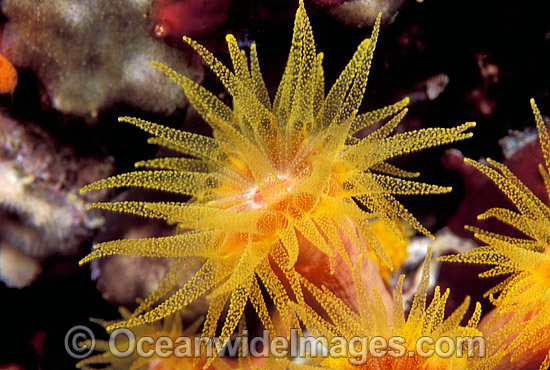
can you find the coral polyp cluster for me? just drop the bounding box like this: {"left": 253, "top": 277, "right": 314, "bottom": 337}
{"left": 80, "top": 0, "right": 475, "bottom": 348}
{"left": 440, "top": 100, "right": 550, "bottom": 370}
{"left": 3, "top": 0, "right": 550, "bottom": 369}
{"left": 294, "top": 247, "right": 482, "bottom": 370}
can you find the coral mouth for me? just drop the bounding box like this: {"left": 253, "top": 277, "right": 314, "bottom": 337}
{"left": 248, "top": 174, "right": 295, "bottom": 209}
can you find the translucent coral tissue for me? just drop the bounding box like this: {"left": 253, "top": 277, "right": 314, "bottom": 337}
{"left": 79, "top": 0, "right": 475, "bottom": 359}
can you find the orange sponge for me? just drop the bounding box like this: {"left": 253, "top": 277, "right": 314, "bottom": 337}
{"left": 0, "top": 53, "right": 17, "bottom": 95}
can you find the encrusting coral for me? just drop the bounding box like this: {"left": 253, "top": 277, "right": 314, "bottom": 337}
{"left": 439, "top": 99, "right": 550, "bottom": 370}
{"left": 79, "top": 0, "right": 475, "bottom": 359}
{"left": 0, "top": 242, "right": 41, "bottom": 288}
{"left": 0, "top": 114, "right": 114, "bottom": 287}
{"left": 328, "top": 0, "right": 406, "bottom": 28}
{"left": 0, "top": 0, "right": 203, "bottom": 119}
{"left": 292, "top": 247, "right": 483, "bottom": 370}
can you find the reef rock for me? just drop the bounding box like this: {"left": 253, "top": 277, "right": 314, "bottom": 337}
{"left": 0, "top": 242, "right": 41, "bottom": 288}
{"left": 328, "top": 0, "right": 406, "bottom": 28}
{"left": 1, "top": 0, "right": 203, "bottom": 120}
{"left": 0, "top": 114, "right": 114, "bottom": 287}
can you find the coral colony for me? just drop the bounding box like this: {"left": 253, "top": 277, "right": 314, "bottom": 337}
{"left": 75, "top": 1, "right": 549, "bottom": 370}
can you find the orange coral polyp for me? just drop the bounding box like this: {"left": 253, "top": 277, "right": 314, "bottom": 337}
{"left": 362, "top": 355, "right": 455, "bottom": 370}
{"left": 295, "top": 247, "right": 482, "bottom": 370}
{"left": 321, "top": 346, "right": 471, "bottom": 370}
{"left": 80, "top": 0, "right": 474, "bottom": 338}
{"left": 439, "top": 100, "right": 550, "bottom": 370}
{"left": 249, "top": 174, "right": 295, "bottom": 208}
{"left": 256, "top": 212, "right": 279, "bottom": 235}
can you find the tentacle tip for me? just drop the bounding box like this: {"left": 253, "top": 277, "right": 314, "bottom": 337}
{"left": 182, "top": 35, "right": 193, "bottom": 46}
{"left": 85, "top": 204, "right": 97, "bottom": 211}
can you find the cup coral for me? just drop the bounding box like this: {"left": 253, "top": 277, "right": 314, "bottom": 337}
{"left": 439, "top": 99, "right": 550, "bottom": 370}
{"left": 293, "top": 246, "right": 483, "bottom": 370}
{"left": 76, "top": 309, "right": 232, "bottom": 370}
{"left": 80, "top": 0, "right": 475, "bottom": 354}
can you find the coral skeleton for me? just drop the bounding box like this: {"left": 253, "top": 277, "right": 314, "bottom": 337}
{"left": 80, "top": 0, "right": 475, "bottom": 356}
{"left": 440, "top": 100, "right": 550, "bottom": 370}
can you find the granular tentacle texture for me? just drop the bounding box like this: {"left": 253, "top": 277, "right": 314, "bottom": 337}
{"left": 81, "top": 0, "right": 475, "bottom": 346}
{"left": 439, "top": 99, "right": 550, "bottom": 370}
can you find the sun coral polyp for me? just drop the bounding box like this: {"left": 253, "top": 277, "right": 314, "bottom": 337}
{"left": 369, "top": 219, "right": 410, "bottom": 283}
{"left": 293, "top": 247, "right": 483, "bottom": 370}
{"left": 76, "top": 310, "right": 230, "bottom": 370}
{"left": 439, "top": 100, "right": 550, "bottom": 370}
{"left": 80, "top": 0, "right": 475, "bottom": 347}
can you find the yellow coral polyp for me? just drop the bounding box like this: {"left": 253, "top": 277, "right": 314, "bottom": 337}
{"left": 293, "top": 247, "right": 483, "bottom": 370}
{"left": 76, "top": 310, "right": 230, "bottom": 370}
{"left": 369, "top": 219, "right": 410, "bottom": 283}
{"left": 80, "top": 0, "right": 475, "bottom": 344}
{"left": 439, "top": 99, "right": 550, "bottom": 370}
